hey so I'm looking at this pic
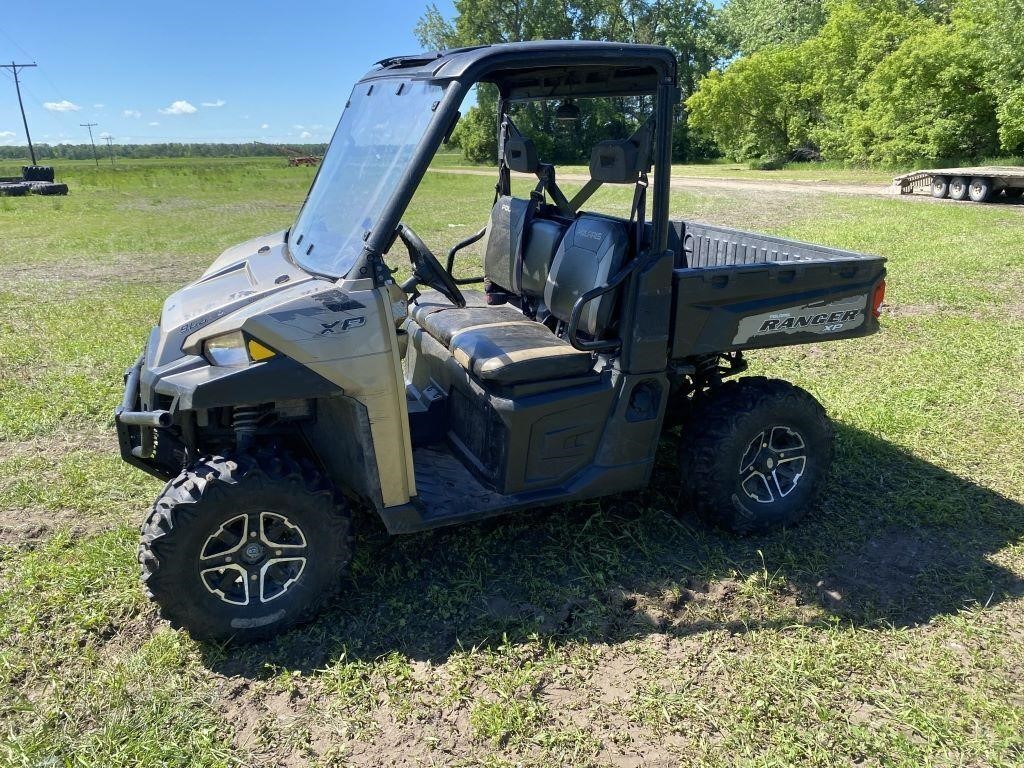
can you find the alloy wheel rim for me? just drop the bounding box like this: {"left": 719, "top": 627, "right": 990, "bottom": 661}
{"left": 198, "top": 511, "right": 308, "bottom": 606}
{"left": 738, "top": 425, "right": 807, "bottom": 504}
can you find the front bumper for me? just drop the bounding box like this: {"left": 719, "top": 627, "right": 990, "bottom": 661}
{"left": 114, "top": 355, "right": 176, "bottom": 479}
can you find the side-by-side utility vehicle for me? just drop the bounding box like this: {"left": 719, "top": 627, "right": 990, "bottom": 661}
{"left": 116, "top": 42, "right": 887, "bottom": 640}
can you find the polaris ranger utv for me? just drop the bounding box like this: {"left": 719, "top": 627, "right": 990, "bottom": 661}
{"left": 115, "top": 41, "right": 886, "bottom": 641}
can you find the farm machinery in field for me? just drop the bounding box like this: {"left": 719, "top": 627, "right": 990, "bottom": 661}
{"left": 117, "top": 41, "right": 887, "bottom": 641}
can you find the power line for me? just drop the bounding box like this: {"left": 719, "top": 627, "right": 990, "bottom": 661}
{"left": 0, "top": 61, "right": 38, "bottom": 165}
{"left": 0, "top": 25, "right": 34, "bottom": 62}
{"left": 80, "top": 122, "right": 98, "bottom": 167}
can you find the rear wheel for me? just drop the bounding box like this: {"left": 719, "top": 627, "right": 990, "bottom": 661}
{"left": 930, "top": 175, "right": 949, "bottom": 198}
{"left": 678, "top": 377, "right": 834, "bottom": 534}
{"left": 968, "top": 177, "right": 993, "bottom": 203}
{"left": 139, "top": 451, "right": 352, "bottom": 642}
{"left": 948, "top": 176, "right": 969, "bottom": 201}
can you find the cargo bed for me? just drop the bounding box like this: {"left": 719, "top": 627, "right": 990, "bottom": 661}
{"left": 667, "top": 221, "right": 886, "bottom": 359}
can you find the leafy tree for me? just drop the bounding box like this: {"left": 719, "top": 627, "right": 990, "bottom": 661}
{"left": 686, "top": 0, "right": 1019, "bottom": 164}
{"left": 806, "top": 0, "right": 932, "bottom": 158}
{"left": 686, "top": 45, "right": 817, "bottom": 161}
{"left": 414, "top": 0, "right": 724, "bottom": 163}
{"left": 849, "top": 22, "right": 998, "bottom": 163}
{"left": 955, "top": 0, "right": 1024, "bottom": 152}
{"left": 718, "top": 0, "right": 826, "bottom": 55}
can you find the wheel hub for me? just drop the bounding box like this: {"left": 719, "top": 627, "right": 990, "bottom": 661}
{"left": 242, "top": 541, "right": 265, "bottom": 563}
{"left": 738, "top": 425, "right": 807, "bottom": 504}
{"left": 197, "top": 511, "right": 309, "bottom": 606}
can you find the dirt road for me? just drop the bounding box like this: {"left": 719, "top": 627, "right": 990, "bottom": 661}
{"left": 430, "top": 166, "right": 895, "bottom": 198}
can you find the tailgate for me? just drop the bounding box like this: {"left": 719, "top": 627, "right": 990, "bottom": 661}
{"left": 670, "top": 223, "right": 886, "bottom": 358}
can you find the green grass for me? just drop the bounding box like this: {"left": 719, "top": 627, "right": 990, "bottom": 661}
{"left": 0, "top": 157, "right": 1022, "bottom": 766}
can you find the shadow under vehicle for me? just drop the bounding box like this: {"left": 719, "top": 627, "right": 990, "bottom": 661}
{"left": 115, "top": 41, "right": 886, "bottom": 641}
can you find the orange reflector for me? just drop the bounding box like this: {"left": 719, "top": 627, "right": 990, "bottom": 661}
{"left": 871, "top": 280, "right": 886, "bottom": 319}
{"left": 247, "top": 339, "right": 276, "bottom": 361}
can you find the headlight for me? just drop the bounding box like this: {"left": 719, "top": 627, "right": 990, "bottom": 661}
{"left": 203, "top": 331, "right": 276, "bottom": 367}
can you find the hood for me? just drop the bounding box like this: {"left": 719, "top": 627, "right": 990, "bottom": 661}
{"left": 149, "top": 231, "right": 316, "bottom": 367}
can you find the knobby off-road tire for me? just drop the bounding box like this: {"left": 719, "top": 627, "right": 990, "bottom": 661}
{"left": 678, "top": 377, "right": 835, "bottom": 534}
{"left": 139, "top": 451, "right": 352, "bottom": 642}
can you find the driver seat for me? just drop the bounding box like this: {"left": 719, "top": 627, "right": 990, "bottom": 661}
{"left": 410, "top": 291, "right": 592, "bottom": 385}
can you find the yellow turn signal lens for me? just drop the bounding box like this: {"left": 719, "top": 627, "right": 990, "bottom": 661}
{"left": 247, "top": 339, "right": 276, "bottom": 361}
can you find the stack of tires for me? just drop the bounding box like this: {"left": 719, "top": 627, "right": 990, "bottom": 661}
{"left": 18, "top": 165, "right": 68, "bottom": 195}
{"left": 22, "top": 165, "right": 55, "bottom": 182}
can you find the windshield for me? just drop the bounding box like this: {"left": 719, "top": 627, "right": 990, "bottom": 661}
{"left": 291, "top": 78, "right": 444, "bottom": 277}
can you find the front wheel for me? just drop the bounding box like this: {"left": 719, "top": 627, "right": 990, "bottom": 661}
{"left": 678, "top": 377, "right": 834, "bottom": 534}
{"left": 138, "top": 452, "right": 352, "bottom": 642}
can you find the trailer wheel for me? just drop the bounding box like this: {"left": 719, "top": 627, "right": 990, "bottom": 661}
{"left": 1003, "top": 187, "right": 1023, "bottom": 200}
{"left": 930, "top": 175, "right": 949, "bottom": 198}
{"left": 948, "top": 176, "right": 969, "bottom": 201}
{"left": 139, "top": 451, "right": 352, "bottom": 642}
{"left": 678, "top": 377, "right": 834, "bottom": 534}
{"left": 968, "top": 177, "right": 993, "bottom": 203}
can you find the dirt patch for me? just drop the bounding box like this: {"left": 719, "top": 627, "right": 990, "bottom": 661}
{"left": 0, "top": 433, "right": 125, "bottom": 546}
{"left": 817, "top": 528, "right": 966, "bottom": 624}
{"left": 6, "top": 252, "right": 204, "bottom": 293}
{"left": 431, "top": 167, "right": 894, "bottom": 199}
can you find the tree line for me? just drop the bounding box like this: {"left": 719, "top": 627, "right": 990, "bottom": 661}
{"left": 417, "top": 0, "right": 1023, "bottom": 167}
{"left": 0, "top": 142, "right": 328, "bottom": 162}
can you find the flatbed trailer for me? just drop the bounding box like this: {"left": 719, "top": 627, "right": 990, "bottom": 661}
{"left": 893, "top": 166, "right": 1024, "bottom": 202}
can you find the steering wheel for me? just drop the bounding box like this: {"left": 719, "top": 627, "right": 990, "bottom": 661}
{"left": 395, "top": 223, "right": 466, "bottom": 308}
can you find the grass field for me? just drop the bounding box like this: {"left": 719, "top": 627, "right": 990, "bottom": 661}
{"left": 1, "top": 157, "right": 1022, "bottom": 767}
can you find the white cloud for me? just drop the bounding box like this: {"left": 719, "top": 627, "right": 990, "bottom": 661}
{"left": 260, "top": 123, "right": 269, "bottom": 130}
{"left": 99, "top": 132, "right": 112, "bottom": 139}
{"left": 93, "top": 103, "right": 104, "bottom": 109}
{"left": 43, "top": 99, "right": 81, "bottom": 112}
{"left": 299, "top": 130, "right": 312, "bottom": 139}
{"left": 201, "top": 99, "right": 226, "bottom": 108}
{"left": 148, "top": 121, "right": 160, "bottom": 126}
{"left": 123, "top": 109, "right": 142, "bottom": 118}
{"left": 0, "top": 130, "right": 15, "bottom": 138}
{"left": 292, "top": 124, "right": 305, "bottom": 130}
{"left": 159, "top": 100, "right": 197, "bottom": 115}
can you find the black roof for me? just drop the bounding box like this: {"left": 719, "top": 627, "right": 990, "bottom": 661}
{"left": 359, "top": 40, "right": 677, "bottom": 99}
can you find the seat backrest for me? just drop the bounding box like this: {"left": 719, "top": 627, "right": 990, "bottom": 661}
{"left": 481, "top": 195, "right": 529, "bottom": 292}
{"left": 481, "top": 196, "right": 568, "bottom": 299}
{"left": 544, "top": 214, "right": 629, "bottom": 336}
{"left": 521, "top": 218, "right": 568, "bottom": 301}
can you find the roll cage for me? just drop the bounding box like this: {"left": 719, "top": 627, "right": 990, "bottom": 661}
{"left": 344, "top": 41, "right": 680, "bottom": 286}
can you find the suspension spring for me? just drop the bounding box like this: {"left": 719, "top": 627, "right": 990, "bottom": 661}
{"left": 232, "top": 406, "right": 260, "bottom": 452}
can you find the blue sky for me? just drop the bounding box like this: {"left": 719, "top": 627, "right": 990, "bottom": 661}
{"left": 0, "top": 0, "right": 455, "bottom": 146}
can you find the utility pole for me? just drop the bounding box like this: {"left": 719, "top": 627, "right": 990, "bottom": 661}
{"left": 80, "top": 122, "right": 99, "bottom": 167}
{"left": 102, "top": 135, "right": 115, "bottom": 167}
{"left": 0, "top": 61, "right": 38, "bottom": 165}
